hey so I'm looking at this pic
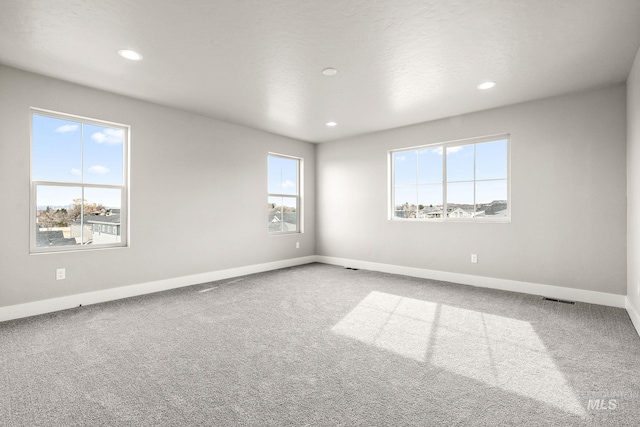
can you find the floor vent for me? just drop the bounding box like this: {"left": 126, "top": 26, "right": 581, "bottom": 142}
{"left": 345, "top": 267, "right": 360, "bottom": 271}
{"left": 542, "top": 297, "right": 575, "bottom": 305}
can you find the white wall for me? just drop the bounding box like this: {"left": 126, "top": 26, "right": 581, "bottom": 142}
{"left": 317, "top": 85, "right": 627, "bottom": 295}
{"left": 0, "top": 63, "right": 631, "bottom": 314}
{"left": 0, "top": 66, "right": 315, "bottom": 308}
{"left": 627, "top": 47, "right": 640, "bottom": 318}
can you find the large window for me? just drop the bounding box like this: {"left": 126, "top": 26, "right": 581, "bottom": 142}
{"left": 30, "top": 109, "right": 128, "bottom": 252}
{"left": 268, "top": 154, "right": 301, "bottom": 233}
{"left": 390, "top": 135, "right": 509, "bottom": 221}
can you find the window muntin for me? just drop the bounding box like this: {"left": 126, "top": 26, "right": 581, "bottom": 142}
{"left": 268, "top": 154, "right": 301, "bottom": 233}
{"left": 31, "top": 109, "right": 128, "bottom": 252}
{"left": 391, "top": 135, "right": 509, "bottom": 221}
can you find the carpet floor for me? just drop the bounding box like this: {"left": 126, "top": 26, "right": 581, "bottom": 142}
{"left": 1, "top": 263, "right": 639, "bottom": 426}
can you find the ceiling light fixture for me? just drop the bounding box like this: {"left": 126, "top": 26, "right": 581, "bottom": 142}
{"left": 326, "top": 121, "right": 338, "bottom": 127}
{"left": 118, "top": 49, "right": 143, "bottom": 61}
{"left": 477, "top": 81, "right": 496, "bottom": 90}
{"left": 322, "top": 68, "right": 338, "bottom": 76}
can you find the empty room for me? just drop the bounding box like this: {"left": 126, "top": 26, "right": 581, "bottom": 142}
{"left": 1, "top": 1, "right": 640, "bottom": 425}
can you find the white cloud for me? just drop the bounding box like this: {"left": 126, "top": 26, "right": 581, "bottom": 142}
{"left": 55, "top": 124, "right": 79, "bottom": 133}
{"left": 88, "top": 165, "right": 110, "bottom": 174}
{"left": 282, "top": 180, "right": 295, "bottom": 188}
{"left": 70, "top": 168, "right": 81, "bottom": 176}
{"left": 395, "top": 155, "right": 406, "bottom": 162}
{"left": 92, "top": 128, "right": 124, "bottom": 145}
{"left": 430, "top": 145, "right": 464, "bottom": 155}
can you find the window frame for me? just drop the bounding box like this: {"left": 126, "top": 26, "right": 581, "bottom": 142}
{"left": 267, "top": 152, "right": 303, "bottom": 235}
{"left": 30, "top": 108, "right": 130, "bottom": 253}
{"left": 389, "top": 134, "right": 510, "bottom": 223}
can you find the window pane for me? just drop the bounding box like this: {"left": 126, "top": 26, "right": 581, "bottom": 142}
{"left": 393, "top": 151, "right": 416, "bottom": 186}
{"left": 417, "top": 184, "right": 442, "bottom": 218}
{"left": 267, "top": 156, "right": 283, "bottom": 194}
{"left": 476, "top": 180, "right": 508, "bottom": 217}
{"left": 268, "top": 196, "right": 297, "bottom": 232}
{"left": 390, "top": 136, "right": 509, "bottom": 221}
{"left": 417, "top": 148, "right": 442, "bottom": 184}
{"left": 32, "top": 110, "right": 128, "bottom": 251}
{"left": 447, "top": 181, "right": 474, "bottom": 217}
{"left": 268, "top": 154, "right": 301, "bottom": 233}
{"left": 83, "top": 188, "right": 122, "bottom": 245}
{"left": 36, "top": 185, "right": 82, "bottom": 247}
{"left": 268, "top": 196, "right": 284, "bottom": 232}
{"left": 446, "top": 144, "right": 474, "bottom": 182}
{"left": 281, "top": 196, "right": 298, "bottom": 232}
{"left": 83, "top": 124, "right": 124, "bottom": 185}
{"left": 393, "top": 185, "right": 417, "bottom": 219}
{"left": 280, "top": 158, "right": 298, "bottom": 196}
{"left": 476, "top": 140, "right": 507, "bottom": 180}
{"left": 32, "top": 114, "right": 82, "bottom": 182}
{"left": 268, "top": 155, "right": 297, "bottom": 195}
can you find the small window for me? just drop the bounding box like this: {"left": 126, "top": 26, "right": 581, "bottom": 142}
{"left": 31, "top": 109, "right": 128, "bottom": 252}
{"left": 390, "top": 135, "right": 509, "bottom": 221}
{"left": 267, "top": 154, "right": 302, "bottom": 233}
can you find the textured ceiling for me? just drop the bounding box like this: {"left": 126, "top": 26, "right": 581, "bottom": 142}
{"left": 1, "top": 1, "right": 640, "bottom": 143}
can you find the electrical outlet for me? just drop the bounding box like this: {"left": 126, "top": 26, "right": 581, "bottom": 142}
{"left": 471, "top": 254, "right": 478, "bottom": 264}
{"left": 56, "top": 268, "right": 65, "bottom": 280}
{"left": 296, "top": 242, "right": 300, "bottom": 249}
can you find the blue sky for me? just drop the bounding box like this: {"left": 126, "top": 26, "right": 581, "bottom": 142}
{"left": 32, "top": 114, "right": 124, "bottom": 208}
{"left": 393, "top": 139, "right": 507, "bottom": 206}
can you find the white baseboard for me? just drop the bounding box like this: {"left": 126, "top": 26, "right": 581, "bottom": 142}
{"left": 0, "top": 256, "right": 316, "bottom": 323}
{"left": 315, "top": 256, "right": 627, "bottom": 308}
{"left": 1, "top": 255, "right": 632, "bottom": 324}
{"left": 626, "top": 297, "right": 640, "bottom": 337}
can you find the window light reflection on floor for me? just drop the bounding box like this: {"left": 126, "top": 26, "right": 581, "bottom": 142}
{"left": 331, "top": 291, "right": 585, "bottom": 416}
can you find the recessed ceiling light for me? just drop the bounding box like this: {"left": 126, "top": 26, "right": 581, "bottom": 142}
{"left": 326, "top": 121, "right": 338, "bottom": 127}
{"left": 118, "top": 49, "right": 143, "bottom": 61}
{"left": 322, "top": 68, "right": 338, "bottom": 76}
{"left": 477, "top": 81, "right": 496, "bottom": 90}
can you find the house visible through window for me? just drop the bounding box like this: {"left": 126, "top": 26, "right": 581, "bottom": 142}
{"left": 391, "top": 135, "right": 509, "bottom": 221}
{"left": 268, "top": 154, "right": 301, "bottom": 233}
{"left": 31, "top": 109, "right": 128, "bottom": 252}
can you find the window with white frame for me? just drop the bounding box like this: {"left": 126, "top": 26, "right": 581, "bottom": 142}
{"left": 31, "top": 109, "right": 128, "bottom": 252}
{"left": 390, "top": 135, "right": 509, "bottom": 221}
{"left": 268, "top": 154, "right": 301, "bottom": 233}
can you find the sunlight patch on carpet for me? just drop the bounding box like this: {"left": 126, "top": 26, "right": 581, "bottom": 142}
{"left": 331, "top": 291, "right": 585, "bottom": 416}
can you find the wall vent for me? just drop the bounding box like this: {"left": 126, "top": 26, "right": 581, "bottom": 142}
{"left": 542, "top": 297, "right": 575, "bottom": 305}
{"left": 344, "top": 267, "right": 359, "bottom": 271}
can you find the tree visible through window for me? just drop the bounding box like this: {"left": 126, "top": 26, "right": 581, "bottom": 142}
{"left": 391, "top": 135, "right": 509, "bottom": 221}
{"left": 268, "top": 154, "right": 301, "bottom": 233}
{"left": 31, "top": 109, "right": 128, "bottom": 252}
